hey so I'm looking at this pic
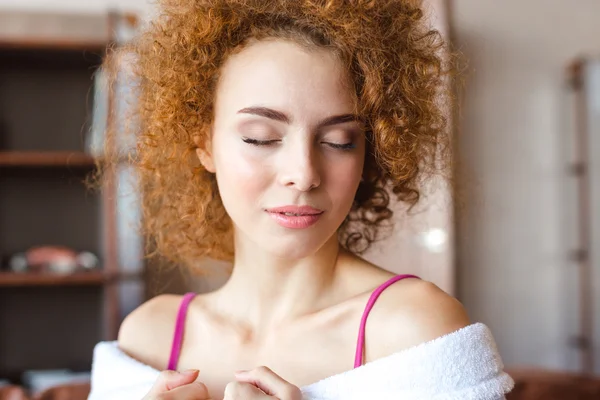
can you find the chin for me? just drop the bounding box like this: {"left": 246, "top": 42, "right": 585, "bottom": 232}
{"left": 269, "top": 240, "right": 321, "bottom": 260}
{"left": 263, "top": 234, "right": 331, "bottom": 260}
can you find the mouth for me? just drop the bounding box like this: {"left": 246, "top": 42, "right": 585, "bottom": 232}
{"left": 265, "top": 205, "right": 324, "bottom": 229}
{"left": 279, "top": 212, "right": 316, "bottom": 216}
{"left": 265, "top": 205, "right": 324, "bottom": 216}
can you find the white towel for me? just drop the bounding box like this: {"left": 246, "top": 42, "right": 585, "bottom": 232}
{"left": 88, "top": 322, "right": 514, "bottom": 400}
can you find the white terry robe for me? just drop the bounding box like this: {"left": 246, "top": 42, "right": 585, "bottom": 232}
{"left": 88, "top": 322, "right": 514, "bottom": 400}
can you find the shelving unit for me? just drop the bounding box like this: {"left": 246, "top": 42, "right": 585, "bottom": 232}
{"left": 0, "top": 271, "right": 113, "bottom": 287}
{"left": 0, "top": 10, "right": 143, "bottom": 386}
{"left": 563, "top": 58, "right": 600, "bottom": 375}
{"left": 0, "top": 151, "right": 96, "bottom": 168}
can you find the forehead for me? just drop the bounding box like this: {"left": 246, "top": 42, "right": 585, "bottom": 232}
{"left": 214, "top": 39, "right": 357, "bottom": 119}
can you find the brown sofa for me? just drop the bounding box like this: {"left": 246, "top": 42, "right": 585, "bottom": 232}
{"left": 0, "top": 385, "right": 28, "bottom": 400}
{"left": 0, "top": 382, "right": 90, "bottom": 400}
{"left": 506, "top": 368, "right": 600, "bottom": 400}
{"left": 34, "top": 382, "right": 91, "bottom": 400}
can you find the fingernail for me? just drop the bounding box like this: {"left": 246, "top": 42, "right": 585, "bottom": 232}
{"left": 182, "top": 369, "right": 199, "bottom": 376}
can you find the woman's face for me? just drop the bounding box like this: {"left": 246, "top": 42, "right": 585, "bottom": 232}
{"left": 199, "top": 39, "right": 365, "bottom": 259}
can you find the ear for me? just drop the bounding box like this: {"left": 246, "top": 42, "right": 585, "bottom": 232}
{"left": 193, "top": 134, "right": 215, "bottom": 173}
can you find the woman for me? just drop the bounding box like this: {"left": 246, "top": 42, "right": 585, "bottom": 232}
{"left": 89, "top": 0, "right": 514, "bottom": 399}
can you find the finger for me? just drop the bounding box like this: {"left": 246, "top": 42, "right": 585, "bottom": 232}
{"left": 234, "top": 366, "right": 301, "bottom": 399}
{"left": 161, "top": 381, "right": 211, "bottom": 400}
{"left": 148, "top": 369, "right": 200, "bottom": 395}
{"left": 224, "top": 381, "right": 270, "bottom": 400}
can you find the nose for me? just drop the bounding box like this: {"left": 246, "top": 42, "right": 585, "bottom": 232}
{"left": 278, "top": 144, "right": 321, "bottom": 192}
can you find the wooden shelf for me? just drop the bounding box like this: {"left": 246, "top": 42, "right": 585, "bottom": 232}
{"left": 0, "top": 151, "right": 96, "bottom": 168}
{"left": 0, "top": 38, "right": 107, "bottom": 52}
{"left": 0, "top": 271, "right": 114, "bottom": 287}
{"left": 0, "top": 11, "right": 110, "bottom": 52}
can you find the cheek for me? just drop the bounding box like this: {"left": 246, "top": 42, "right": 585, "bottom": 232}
{"left": 214, "top": 146, "right": 270, "bottom": 205}
{"left": 324, "top": 155, "right": 363, "bottom": 202}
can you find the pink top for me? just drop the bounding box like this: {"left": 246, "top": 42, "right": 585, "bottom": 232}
{"left": 167, "top": 274, "right": 420, "bottom": 371}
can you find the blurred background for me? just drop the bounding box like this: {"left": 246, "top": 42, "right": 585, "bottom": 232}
{"left": 0, "top": 0, "right": 599, "bottom": 399}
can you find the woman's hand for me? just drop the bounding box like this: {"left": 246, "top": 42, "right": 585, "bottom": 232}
{"left": 224, "top": 366, "right": 302, "bottom": 400}
{"left": 142, "top": 369, "right": 212, "bottom": 400}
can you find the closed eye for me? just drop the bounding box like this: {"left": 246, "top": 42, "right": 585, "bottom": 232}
{"left": 242, "top": 137, "right": 280, "bottom": 146}
{"left": 324, "top": 142, "right": 356, "bottom": 150}
{"left": 243, "top": 137, "right": 356, "bottom": 150}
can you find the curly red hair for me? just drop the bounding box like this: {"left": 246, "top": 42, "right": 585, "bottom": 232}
{"left": 98, "top": 0, "right": 453, "bottom": 268}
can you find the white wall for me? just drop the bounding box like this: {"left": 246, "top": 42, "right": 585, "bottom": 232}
{"left": 452, "top": 0, "right": 600, "bottom": 373}
{"left": 0, "top": 0, "right": 152, "bottom": 14}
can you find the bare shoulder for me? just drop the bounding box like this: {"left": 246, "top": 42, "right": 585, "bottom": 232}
{"left": 118, "top": 294, "right": 184, "bottom": 369}
{"left": 363, "top": 277, "right": 471, "bottom": 362}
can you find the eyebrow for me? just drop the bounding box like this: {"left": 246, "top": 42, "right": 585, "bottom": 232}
{"left": 237, "top": 106, "right": 363, "bottom": 129}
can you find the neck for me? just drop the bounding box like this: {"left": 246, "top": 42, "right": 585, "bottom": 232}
{"left": 214, "top": 233, "right": 342, "bottom": 334}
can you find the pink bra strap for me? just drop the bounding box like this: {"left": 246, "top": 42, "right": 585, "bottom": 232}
{"left": 167, "top": 292, "right": 197, "bottom": 371}
{"left": 353, "top": 274, "right": 420, "bottom": 368}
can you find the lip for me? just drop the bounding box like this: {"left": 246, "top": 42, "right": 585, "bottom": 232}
{"left": 266, "top": 205, "right": 324, "bottom": 229}
{"left": 266, "top": 205, "right": 323, "bottom": 215}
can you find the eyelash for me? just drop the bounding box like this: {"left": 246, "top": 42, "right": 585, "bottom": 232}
{"left": 242, "top": 138, "right": 278, "bottom": 146}
{"left": 242, "top": 138, "right": 356, "bottom": 150}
